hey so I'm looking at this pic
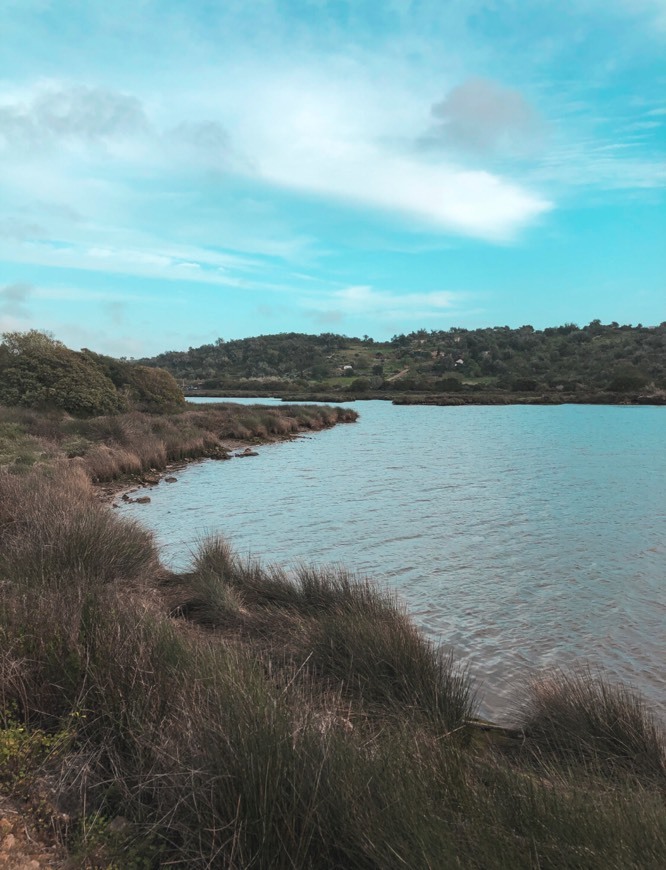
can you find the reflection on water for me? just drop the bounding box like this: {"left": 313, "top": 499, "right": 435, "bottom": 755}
{"left": 119, "top": 399, "right": 666, "bottom": 722}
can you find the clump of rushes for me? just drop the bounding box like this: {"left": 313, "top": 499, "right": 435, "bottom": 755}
{"left": 178, "top": 535, "right": 475, "bottom": 731}
{"left": 0, "top": 465, "right": 158, "bottom": 587}
{"left": 521, "top": 670, "right": 666, "bottom": 782}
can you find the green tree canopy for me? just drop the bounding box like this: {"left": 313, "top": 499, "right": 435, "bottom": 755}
{"left": 0, "top": 330, "right": 121, "bottom": 415}
{"left": 0, "top": 331, "right": 185, "bottom": 416}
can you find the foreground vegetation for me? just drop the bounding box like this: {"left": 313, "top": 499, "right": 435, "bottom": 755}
{"left": 1, "top": 463, "right": 664, "bottom": 867}
{"left": 146, "top": 321, "right": 666, "bottom": 404}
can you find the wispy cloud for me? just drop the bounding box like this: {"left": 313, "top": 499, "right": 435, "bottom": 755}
{"left": 307, "top": 284, "right": 471, "bottom": 326}
{"left": 0, "top": 282, "right": 32, "bottom": 319}
{"left": 0, "top": 1, "right": 664, "bottom": 347}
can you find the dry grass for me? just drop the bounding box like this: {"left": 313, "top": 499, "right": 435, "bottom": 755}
{"left": 0, "top": 402, "right": 358, "bottom": 482}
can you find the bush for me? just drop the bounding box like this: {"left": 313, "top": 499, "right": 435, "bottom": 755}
{"left": 436, "top": 377, "right": 464, "bottom": 391}
{"left": 125, "top": 365, "right": 185, "bottom": 412}
{"left": 0, "top": 331, "right": 121, "bottom": 416}
{"left": 606, "top": 365, "right": 650, "bottom": 393}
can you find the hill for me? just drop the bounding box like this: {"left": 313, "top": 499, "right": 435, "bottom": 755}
{"left": 145, "top": 321, "right": 666, "bottom": 402}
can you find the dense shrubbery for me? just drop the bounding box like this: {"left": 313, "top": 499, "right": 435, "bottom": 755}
{"left": 1, "top": 468, "right": 664, "bottom": 867}
{"left": 0, "top": 331, "right": 184, "bottom": 416}
{"left": 0, "top": 331, "right": 122, "bottom": 416}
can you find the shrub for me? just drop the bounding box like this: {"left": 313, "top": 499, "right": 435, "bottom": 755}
{"left": 0, "top": 331, "right": 122, "bottom": 416}
{"left": 125, "top": 365, "right": 185, "bottom": 412}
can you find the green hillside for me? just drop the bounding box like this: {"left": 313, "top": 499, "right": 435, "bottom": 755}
{"left": 146, "top": 321, "right": 666, "bottom": 401}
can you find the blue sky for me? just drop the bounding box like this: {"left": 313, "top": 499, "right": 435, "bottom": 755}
{"left": 0, "top": 0, "right": 664, "bottom": 356}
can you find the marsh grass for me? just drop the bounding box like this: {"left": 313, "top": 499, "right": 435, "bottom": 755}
{"left": 1, "top": 470, "right": 665, "bottom": 867}
{"left": 0, "top": 402, "right": 358, "bottom": 481}
{"left": 521, "top": 670, "right": 666, "bottom": 783}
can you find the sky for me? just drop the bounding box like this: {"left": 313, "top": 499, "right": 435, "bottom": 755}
{"left": 0, "top": 0, "right": 665, "bottom": 357}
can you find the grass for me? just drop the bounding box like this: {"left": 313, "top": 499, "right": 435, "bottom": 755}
{"left": 0, "top": 402, "right": 358, "bottom": 483}
{"left": 0, "top": 464, "right": 664, "bottom": 867}
{"left": 520, "top": 670, "right": 666, "bottom": 783}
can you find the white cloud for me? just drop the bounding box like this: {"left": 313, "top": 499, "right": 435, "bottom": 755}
{"left": 0, "top": 237, "right": 266, "bottom": 288}
{"left": 307, "top": 284, "right": 470, "bottom": 324}
{"left": 260, "top": 144, "right": 550, "bottom": 240}
{"left": 0, "top": 73, "right": 552, "bottom": 246}
{"left": 332, "top": 285, "right": 459, "bottom": 313}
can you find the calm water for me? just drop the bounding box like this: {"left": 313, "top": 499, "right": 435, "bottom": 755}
{"left": 119, "top": 399, "right": 666, "bottom": 722}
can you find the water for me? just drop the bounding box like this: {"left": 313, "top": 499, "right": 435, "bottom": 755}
{"left": 119, "top": 399, "right": 666, "bottom": 722}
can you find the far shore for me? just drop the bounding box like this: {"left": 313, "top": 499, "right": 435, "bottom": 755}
{"left": 186, "top": 388, "right": 666, "bottom": 406}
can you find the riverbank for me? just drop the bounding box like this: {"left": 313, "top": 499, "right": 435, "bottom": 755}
{"left": 0, "top": 401, "right": 358, "bottom": 499}
{"left": 1, "top": 403, "right": 665, "bottom": 867}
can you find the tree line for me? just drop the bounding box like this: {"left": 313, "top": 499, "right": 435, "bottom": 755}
{"left": 145, "top": 320, "right": 666, "bottom": 395}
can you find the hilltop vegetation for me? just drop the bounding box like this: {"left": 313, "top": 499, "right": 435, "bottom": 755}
{"left": 146, "top": 321, "right": 666, "bottom": 401}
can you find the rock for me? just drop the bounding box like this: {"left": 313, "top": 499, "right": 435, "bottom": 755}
{"left": 108, "top": 816, "right": 130, "bottom": 833}
{"left": 135, "top": 496, "right": 151, "bottom": 504}
{"left": 121, "top": 493, "right": 130, "bottom": 501}
{"left": 235, "top": 448, "right": 259, "bottom": 457}
{"left": 164, "top": 476, "right": 178, "bottom": 483}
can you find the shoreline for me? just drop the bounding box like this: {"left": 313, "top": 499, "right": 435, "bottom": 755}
{"left": 98, "top": 434, "right": 295, "bottom": 505}
{"left": 186, "top": 389, "right": 666, "bottom": 406}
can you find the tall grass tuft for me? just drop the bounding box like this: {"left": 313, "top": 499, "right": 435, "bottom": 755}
{"left": 181, "top": 536, "right": 476, "bottom": 731}
{"left": 521, "top": 669, "right": 666, "bottom": 782}
{"left": 311, "top": 606, "right": 475, "bottom": 730}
